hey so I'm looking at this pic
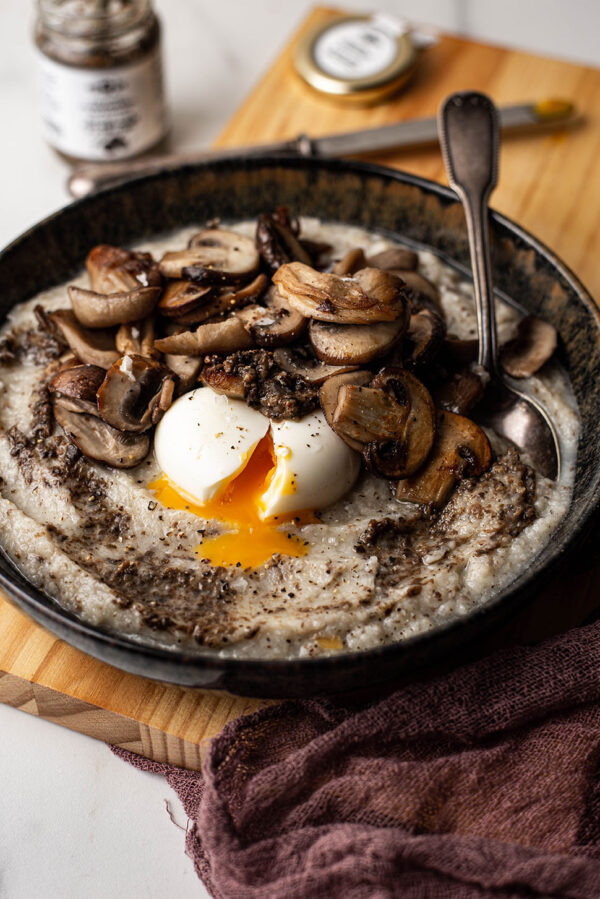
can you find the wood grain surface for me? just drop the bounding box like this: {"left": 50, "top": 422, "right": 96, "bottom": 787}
{"left": 1, "top": 6, "right": 599, "bottom": 769}
{"left": 216, "top": 7, "right": 600, "bottom": 300}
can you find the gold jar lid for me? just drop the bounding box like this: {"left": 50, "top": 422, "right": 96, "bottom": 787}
{"left": 294, "top": 13, "right": 417, "bottom": 105}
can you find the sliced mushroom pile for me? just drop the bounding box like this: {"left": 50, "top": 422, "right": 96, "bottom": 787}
{"left": 36, "top": 210, "right": 558, "bottom": 505}
{"left": 43, "top": 245, "right": 176, "bottom": 468}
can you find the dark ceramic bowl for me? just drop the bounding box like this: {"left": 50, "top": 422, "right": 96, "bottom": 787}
{"left": 1, "top": 157, "right": 599, "bottom": 698}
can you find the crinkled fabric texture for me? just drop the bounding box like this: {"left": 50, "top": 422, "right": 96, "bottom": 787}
{"left": 113, "top": 619, "right": 600, "bottom": 898}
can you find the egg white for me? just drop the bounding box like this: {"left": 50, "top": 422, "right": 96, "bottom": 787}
{"left": 154, "top": 389, "right": 269, "bottom": 503}
{"left": 259, "top": 410, "right": 361, "bottom": 518}
{"left": 154, "top": 388, "right": 361, "bottom": 517}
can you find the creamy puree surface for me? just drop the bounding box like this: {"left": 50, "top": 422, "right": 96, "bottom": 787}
{"left": 0, "top": 220, "right": 579, "bottom": 659}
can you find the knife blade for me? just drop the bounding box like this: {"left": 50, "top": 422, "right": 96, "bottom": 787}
{"left": 67, "top": 99, "right": 575, "bottom": 199}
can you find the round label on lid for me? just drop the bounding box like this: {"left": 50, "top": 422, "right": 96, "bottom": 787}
{"left": 313, "top": 20, "right": 399, "bottom": 80}
{"left": 294, "top": 14, "right": 417, "bottom": 104}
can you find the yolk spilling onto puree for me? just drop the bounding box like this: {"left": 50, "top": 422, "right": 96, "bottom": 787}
{"left": 148, "top": 433, "right": 312, "bottom": 569}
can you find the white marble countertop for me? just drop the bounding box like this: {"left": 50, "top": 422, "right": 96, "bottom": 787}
{"left": 0, "top": 1, "right": 597, "bottom": 896}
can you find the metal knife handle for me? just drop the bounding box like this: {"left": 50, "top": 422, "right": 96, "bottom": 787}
{"left": 438, "top": 91, "right": 500, "bottom": 374}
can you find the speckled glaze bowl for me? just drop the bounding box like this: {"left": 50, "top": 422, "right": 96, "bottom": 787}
{"left": 1, "top": 157, "right": 599, "bottom": 697}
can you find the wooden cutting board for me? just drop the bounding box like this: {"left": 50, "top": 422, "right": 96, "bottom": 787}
{"left": 1, "top": 7, "right": 599, "bottom": 770}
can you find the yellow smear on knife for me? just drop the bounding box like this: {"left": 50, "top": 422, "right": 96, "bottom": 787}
{"left": 534, "top": 98, "right": 574, "bottom": 121}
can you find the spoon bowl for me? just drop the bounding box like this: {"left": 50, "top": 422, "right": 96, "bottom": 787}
{"left": 476, "top": 380, "right": 560, "bottom": 479}
{"left": 438, "top": 92, "right": 561, "bottom": 481}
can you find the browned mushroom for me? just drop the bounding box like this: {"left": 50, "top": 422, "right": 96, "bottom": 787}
{"left": 273, "top": 348, "right": 358, "bottom": 384}
{"left": 49, "top": 363, "right": 106, "bottom": 415}
{"left": 159, "top": 229, "right": 259, "bottom": 281}
{"left": 31, "top": 303, "right": 66, "bottom": 347}
{"left": 68, "top": 284, "right": 161, "bottom": 329}
{"left": 393, "top": 270, "right": 442, "bottom": 312}
{"left": 49, "top": 310, "right": 120, "bottom": 369}
{"left": 271, "top": 206, "right": 300, "bottom": 234}
{"left": 319, "top": 370, "right": 372, "bottom": 449}
{"left": 115, "top": 317, "right": 157, "bottom": 358}
{"left": 333, "top": 248, "right": 367, "bottom": 276}
{"left": 273, "top": 263, "right": 407, "bottom": 324}
{"left": 54, "top": 402, "right": 150, "bottom": 468}
{"left": 97, "top": 354, "right": 175, "bottom": 432}
{"left": 157, "top": 280, "right": 213, "bottom": 318}
{"left": 163, "top": 354, "right": 203, "bottom": 391}
{"left": 309, "top": 317, "right": 406, "bottom": 365}
{"left": 154, "top": 314, "right": 254, "bottom": 356}
{"left": 396, "top": 410, "right": 492, "bottom": 507}
{"left": 500, "top": 315, "right": 557, "bottom": 378}
{"left": 363, "top": 370, "right": 436, "bottom": 477}
{"left": 433, "top": 368, "right": 485, "bottom": 416}
{"left": 219, "top": 272, "right": 269, "bottom": 304}
{"left": 334, "top": 385, "right": 407, "bottom": 443}
{"left": 159, "top": 251, "right": 227, "bottom": 284}
{"left": 333, "top": 368, "right": 436, "bottom": 477}
{"left": 235, "top": 305, "right": 272, "bottom": 329}
{"left": 86, "top": 245, "right": 161, "bottom": 294}
{"left": 200, "top": 365, "right": 246, "bottom": 399}
{"left": 444, "top": 334, "right": 479, "bottom": 366}
{"left": 164, "top": 273, "right": 269, "bottom": 325}
{"left": 242, "top": 288, "right": 307, "bottom": 347}
{"left": 353, "top": 268, "right": 410, "bottom": 315}
{"left": 404, "top": 308, "right": 446, "bottom": 370}
{"left": 367, "top": 247, "right": 418, "bottom": 272}
{"left": 256, "top": 212, "right": 312, "bottom": 273}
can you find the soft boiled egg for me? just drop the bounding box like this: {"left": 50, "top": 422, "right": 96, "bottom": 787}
{"left": 149, "top": 388, "right": 360, "bottom": 569}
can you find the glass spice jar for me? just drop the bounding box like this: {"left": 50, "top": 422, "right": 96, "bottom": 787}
{"left": 34, "top": 0, "right": 169, "bottom": 163}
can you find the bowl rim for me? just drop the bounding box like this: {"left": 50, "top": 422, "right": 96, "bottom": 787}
{"left": 0, "top": 154, "right": 598, "bottom": 688}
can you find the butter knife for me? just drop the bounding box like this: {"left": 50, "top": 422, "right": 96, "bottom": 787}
{"left": 68, "top": 99, "right": 575, "bottom": 199}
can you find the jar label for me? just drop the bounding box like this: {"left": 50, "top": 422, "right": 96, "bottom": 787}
{"left": 313, "top": 16, "right": 406, "bottom": 81}
{"left": 36, "top": 49, "right": 168, "bottom": 161}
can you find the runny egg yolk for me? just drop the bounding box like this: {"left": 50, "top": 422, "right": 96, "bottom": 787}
{"left": 148, "top": 432, "right": 313, "bottom": 569}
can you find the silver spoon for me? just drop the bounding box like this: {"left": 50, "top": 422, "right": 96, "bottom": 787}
{"left": 438, "top": 91, "right": 560, "bottom": 480}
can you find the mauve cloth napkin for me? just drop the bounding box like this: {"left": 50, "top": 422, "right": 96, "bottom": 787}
{"left": 113, "top": 612, "right": 600, "bottom": 898}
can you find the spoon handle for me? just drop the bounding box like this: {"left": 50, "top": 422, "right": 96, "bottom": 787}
{"left": 438, "top": 92, "right": 500, "bottom": 373}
